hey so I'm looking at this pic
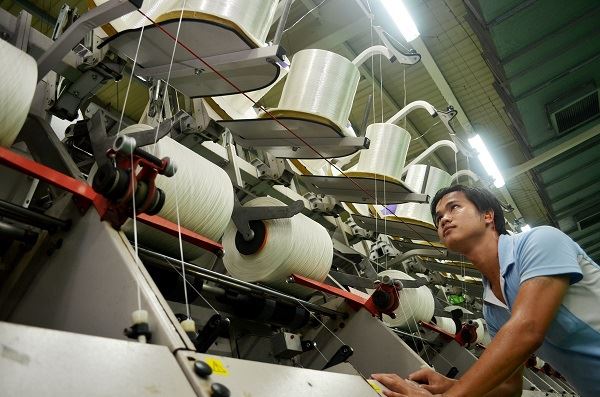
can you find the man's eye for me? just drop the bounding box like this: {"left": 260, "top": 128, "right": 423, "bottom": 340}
{"left": 451, "top": 204, "right": 459, "bottom": 210}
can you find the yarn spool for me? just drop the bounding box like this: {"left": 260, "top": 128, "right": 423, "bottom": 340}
{"left": 394, "top": 164, "right": 452, "bottom": 226}
{"left": 434, "top": 316, "right": 457, "bottom": 335}
{"left": 473, "top": 318, "right": 487, "bottom": 344}
{"left": 0, "top": 38, "right": 37, "bottom": 147}
{"left": 273, "top": 49, "right": 360, "bottom": 134}
{"left": 378, "top": 270, "right": 435, "bottom": 330}
{"left": 222, "top": 196, "right": 333, "bottom": 297}
{"left": 347, "top": 123, "right": 412, "bottom": 182}
{"left": 120, "top": 124, "right": 234, "bottom": 259}
{"left": 94, "top": 0, "right": 278, "bottom": 45}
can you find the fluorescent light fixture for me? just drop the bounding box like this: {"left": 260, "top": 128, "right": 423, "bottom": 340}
{"left": 521, "top": 224, "right": 531, "bottom": 232}
{"left": 468, "top": 134, "right": 505, "bottom": 188}
{"left": 381, "top": 0, "right": 420, "bottom": 42}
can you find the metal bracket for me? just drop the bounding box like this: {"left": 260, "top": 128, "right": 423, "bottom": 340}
{"left": 369, "top": 234, "right": 401, "bottom": 262}
{"left": 437, "top": 106, "right": 474, "bottom": 157}
{"left": 402, "top": 139, "right": 458, "bottom": 175}
{"left": 232, "top": 195, "right": 304, "bottom": 241}
{"left": 51, "top": 4, "right": 78, "bottom": 41}
{"left": 88, "top": 110, "right": 176, "bottom": 168}
{"left": 251, "top": 154, "right": 294, "bottom": 187}
{"left": 374, "top": 26, "right": 421, "bottom": 65}
{"left": 12, "top": 10, "right": 32, "bottom": 51}
{"left": 386, "top": 100, "right": 437, "bottom": 125}
{"left": 37, "top": 0, "right": 143, "bottom": 81}
{"left": 304, "top": 193, "right": 344, "bottom": 217}
{"left": 323, "top": 345, "right": 354, "bottom": 370}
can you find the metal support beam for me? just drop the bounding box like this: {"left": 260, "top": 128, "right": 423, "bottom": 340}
{"left": 488, "top": 0, "right": 538, "bottom": 27}
{"left": 408, "top": 37, "right": 473, "bottom": 135}
{"left": 505, "top": 123, "right": 600, "bottom": 180}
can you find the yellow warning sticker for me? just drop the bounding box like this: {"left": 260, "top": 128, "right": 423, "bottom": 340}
{"left": 205, "top": 357, "right": 229, "bottom": 376}
{"left": 367, "top": 380, "right": 382, "bottom": 394}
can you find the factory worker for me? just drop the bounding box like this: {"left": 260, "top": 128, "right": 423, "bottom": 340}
{"left": 372, "top": 185, "right": 600, "bottom": 397}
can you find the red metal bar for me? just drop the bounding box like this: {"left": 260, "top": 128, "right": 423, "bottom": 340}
{"left": 0, "top": 146, "right": 107, "bottom": 213}
{"left": 0, "top": 146, "right": 223, "bottom": 255}
{"left": 290, "top": 273, "right": 376, "bottom": 315}
{"left": 137, "top": 213, "right": 223, "bottom": 256}
{"left": 420, "top": 321, "right": 455, "bottom": 341}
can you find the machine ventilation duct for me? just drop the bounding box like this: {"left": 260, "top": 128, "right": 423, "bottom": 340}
{"left": 547, "top": 82, "right": 600, "bottom": 135}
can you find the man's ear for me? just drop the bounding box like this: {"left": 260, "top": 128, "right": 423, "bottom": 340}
{"left": 483, "top": 210, "right": 494, "bottom": 227}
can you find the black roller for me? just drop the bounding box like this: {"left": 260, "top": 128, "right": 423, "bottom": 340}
{"left": 92, "top": 163, "right": 130, "bottom": 200}
{"left": 234, "top": 220, "right": 267, "bottom": 255}
{"left": 146, "top": 188, "right": 166, "bottom": 215}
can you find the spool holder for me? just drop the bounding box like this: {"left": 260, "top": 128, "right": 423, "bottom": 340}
{"left": 218, "top": 117, "right": 369, "bottom": 159}
{"left": 299, "top": 174, "right": 428, "bottom": 205}
{"left": 352, "top": 214, "right": 439, "bottom": 242}
{"left": 231, "top": 195, "right": 304, "bottom": 243}
{"left": 101, "top": 18, "right": 287, "bottom": 98}
{"left": 87, "top": 111, "right": 177, "bottom": 228}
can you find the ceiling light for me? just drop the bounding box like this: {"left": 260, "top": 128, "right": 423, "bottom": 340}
{"left": 380, "top": 0, "right": 420, "bottom": 42}
{"left": 468, "top": 134, "right": 505, "bottom": 188}
{"left": 521, "top": 224, "right": 531, "bottom": 232}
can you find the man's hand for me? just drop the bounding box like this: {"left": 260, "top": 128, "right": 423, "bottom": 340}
{"left": 408, "top": 367, "right": 455, "bottom": 394}
{"left": 371, "top": 373, "right": 442, "bottom": 397}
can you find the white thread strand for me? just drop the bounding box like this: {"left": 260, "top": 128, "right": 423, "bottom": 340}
{"left": 117, "top": 25, "right": 145, "bottom": 135}
{"left": 153, "top": 0, "right": 187, "bottom": 149}
{"left": 130, "top": 150, "right": 141, "bottom": 311}
{"left": 114, "top": 25, "right": 145, "bottom": 312}
{"left": 222, "top": 196, "right": 332, "bottom": 297}
{"left": 274, "top": 49, "right": 360, "bottom": 134}
{"left": 281, "top": 0, "right": 328, "bottom": 37}
{"left": 0, "top": 38, "right": 37, "bottom": 147}
{"left": 163, "top": 257, "right": 219, "bottom": 315}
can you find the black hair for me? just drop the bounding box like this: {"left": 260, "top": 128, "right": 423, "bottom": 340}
{"left": 430, "top": 185, "right": 508, "bottom": 235}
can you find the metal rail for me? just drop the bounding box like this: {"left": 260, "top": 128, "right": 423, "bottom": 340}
{"left": 137, "top": 247, "right": 344, "bottom": 319}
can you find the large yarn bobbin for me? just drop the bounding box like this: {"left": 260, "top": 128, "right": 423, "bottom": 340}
{"left": 222, "top": 196, "right": 333, "bottom": 297}
{"left": 161, "top": 0, "right": 278, "bottom": 44}
{"left": 274, "top": 49, "right": 360, "bottom": 133}
{"left": 394, "top": 164, "right": 452, "bottom": 226}
{"left": 0, "top": 38, "right": 37, "bottom": 147}
{"left": 378, "top": 270, "right": 435, "bottom": 330}
{"left": 347, "top": 123, "right": 411, "bottom": 183}
{"left": 120, "top": 124, "right": 234, "bottom": 259}
{"left": 434, "top": 316, "right": 457, "bottom": 334}
{"left": 94, "top": 0, "right": 278, "bottom": 45}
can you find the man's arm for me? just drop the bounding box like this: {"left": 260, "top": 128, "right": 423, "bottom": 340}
{"left": 443, "top": 275, "right": 569, "bottom": 397}
{"left": 483, "top": 365, "right": 523, "bottom": 397}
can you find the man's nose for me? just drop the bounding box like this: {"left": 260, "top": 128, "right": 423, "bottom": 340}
{"left": 439, "top": 214, "right": 451, "bottom": 227}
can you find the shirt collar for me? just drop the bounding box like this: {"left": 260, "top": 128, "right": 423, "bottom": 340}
{"left": 481, "top": 234, "right": 514, "bottom": 310}
{"left": 497, "top": 233, "right": 515, "bottom": 276}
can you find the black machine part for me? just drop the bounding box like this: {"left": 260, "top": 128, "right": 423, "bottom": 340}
{"left": 218, "top": 293, "right": 310, "bottom": 331}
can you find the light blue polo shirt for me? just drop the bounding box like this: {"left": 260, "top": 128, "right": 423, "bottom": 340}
{"left": 482, "top": 226, "right": 600, "bottom": 397}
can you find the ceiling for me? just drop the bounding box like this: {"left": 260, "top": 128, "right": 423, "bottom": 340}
{"left": 464, "top": 0, "right": 600, "bottom": 261}
{"left": 2, "top": 0, "right": 597, "bottom": 260}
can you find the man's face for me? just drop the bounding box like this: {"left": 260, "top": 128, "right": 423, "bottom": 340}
{"left": 434, "top": 191, "right": 492, "bottom": 252}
